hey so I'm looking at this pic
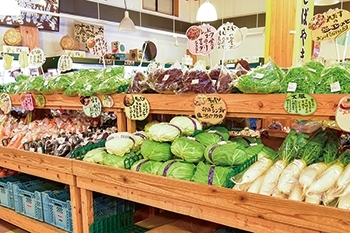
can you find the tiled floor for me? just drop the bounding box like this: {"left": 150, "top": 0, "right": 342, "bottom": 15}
{"left": 0, "top": 220, "right": 28, "bottom": 233}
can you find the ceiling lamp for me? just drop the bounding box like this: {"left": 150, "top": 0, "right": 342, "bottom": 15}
{"left": 314, "top": 0, "right": 340, "bottom": 5}
{"left": 0, "top": 0, "right": 21, "bottom": 16}
{"left": 196, "top": 0, "right": 218, "bottom": 22}
{"left": 119, "top": 0, "right": 136, "bottom": 32}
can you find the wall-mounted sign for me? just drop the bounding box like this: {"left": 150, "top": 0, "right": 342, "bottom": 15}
{"left": 284, "top": 93, "right": 317, "bottom": 116}
{"left": 336, "top": 95, "right": 350, "bottom": 132}
{"left": 194, "top": 95, "right": 227, "bottom": 125}
{"left": 124, "top": 94, "right": 150, "bottom": 121}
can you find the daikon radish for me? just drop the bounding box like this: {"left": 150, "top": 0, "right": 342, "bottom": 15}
{"left": 232, "top": 181, "right": 252, "bottom": 192}
{"left": 305, "top": 194, "right": 321, "bottom": 205}
{"left": 289, "top": 182, "right": 304, "bottom": 202}
{"left": 271, "top": 189, "right": 287, "bottom": 198}
{"left": 259, "top": 160, "right": 287, "bottom": 196}
{"left": 323, "top": 187, "right": 339, "bottom": 206}
{"left": 299, "top": 162, "right": 327, "bottom": 191}
{"left": 332, "top": 152, "right": 350, "bottom": 195}
{"left": 338, "top": 195, "right": 350, "bottom": 209}
{"left": 247, "top": 174, "right": 265, "bottom": 194}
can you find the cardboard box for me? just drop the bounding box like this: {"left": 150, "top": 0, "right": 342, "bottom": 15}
{"left": 129, "top": 49, "right": 143, "bottom": 61}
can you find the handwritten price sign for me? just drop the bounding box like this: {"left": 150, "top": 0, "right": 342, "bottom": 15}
{"left": 194, "top": 95, "right": 227, "bottom": 124}
{"left": 336, "top": 95, "right": 350, "bottom": 132}
{"left": 284, "top": 93, "right": 317, "bottom": 116}
{"left": 124, "top": 94, "right": 150, "bottom": 121}
{"left": 20, "top": 94, "right": 34, "bottom": 111}
{"left": 217, "top": 22, "right": 247, "bottom": 50}
{"left": 186, "top": 24, "right": 218, "bottom": 55}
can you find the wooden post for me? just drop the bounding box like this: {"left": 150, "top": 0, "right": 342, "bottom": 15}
{"left": 69, "top": 185, "right": 83, "bottom": 233}
{"left": 116, "top": 108, "right": 127, "bottom": 132}
{"left": 80, "top": 188, "right": 94, "bottom": 233}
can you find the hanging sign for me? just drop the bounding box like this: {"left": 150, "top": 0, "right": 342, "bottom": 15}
{"left": 18, "top": 51, "right": 29, "bottom": 69}
{"left": 102, "top": 95, "right": 114, "bottom": 108}
{"left": 0, "top": 93, "right": 12, "bottom": 114}
{"left": 186, "top": 24, "right": 218, "bottom": 55}
{"left": 335, "top": 96, "right": 350, "bottom": 132}
{"left": 20, "top": 94, "right": 35, "bottom": 111}
{"left": 28, "top": 48, "right": 46, "bottom": 67}
{"left": 309, "top": 9, "right": 350, "bottom": 42}
{"left": 82, "top": 96, "right": 102, "bottom": 118}
{"left": 57, "top": 53, "right": 73, "bottom": 72}
{"left": 88, "top": 35, "right": 108, "bottom": 57}
{"left": 194, "top": 95, "right": 227, "bottom": 125}
{"left": 284, "top": 93, "right": 317, "bottom": 116}
{"left": 34, "top": 94, "right": 46, "bottom": 108}
{"left": 124, "top": 94, "right": 150, "bottom": 121}
{"left": 3, "top": 54, "right": 14, "bottom": 71}
{"left": 217, "top": 22, "right": 247, "bottom": 51}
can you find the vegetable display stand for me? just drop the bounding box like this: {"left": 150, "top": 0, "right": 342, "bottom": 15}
{"left": 72, "top": 159, "right": 350, "bottom": 233}
{"left": 0, "top": 147, "right": 83, "bottom": 233}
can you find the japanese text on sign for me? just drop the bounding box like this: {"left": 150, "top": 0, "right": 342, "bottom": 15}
{"left": 299, "top": 0, "right": 310, "bottom": 59}
{"left": 20, "top": 94, "right": 34, "bottom": 111}
{"left": 186, "top": 24, "right": 218, "bottom": 55}
{"left": 194, "top": 95, "right": 227, "bottom": 124}
{"left": 284, "top": 93, "right": 317, "bottom": 116}
{"left": 125, "top": 94, "right": 150, "bottom": 121}
{"left": 217, "top": 22, "right": 244, "bottom": 50}
{"left": 83, "top": 96, "right": 102, "bottom": 118}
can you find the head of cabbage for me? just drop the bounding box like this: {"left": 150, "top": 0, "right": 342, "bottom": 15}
{"left": 83, "top": 148, "right": 107, "bottom": 164}
{"left": 147, "top": 123, "right": 181, "bottom": 142}
{"left": 204, "top": 141, "right": 248, "bottom": 166}
{"left": 157, "top": 159, "right": 196, "bottom": 181}
{"left": 105, "top": 132, "right": 135, "bottom": 156}
{"left": 191, "top": 161, "right": 232, "bottom": 187}
{"left": 131, "top": 159, "right": 162, "bottom": 175}
{"left": 169, "top": 116, "right": 202, "bottom": 136}
{"left": 132, "top": 131, "right": 147, "bottom": 151}
{"left": 141, "top": 140, "right": 173, "bottom": 161}
{"left": 171, "top": 137, "right": 205, "bottom": 163}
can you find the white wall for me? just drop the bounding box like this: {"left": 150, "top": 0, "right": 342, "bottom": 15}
{"left": 320, "top": 40, "right": 350, "bottom": 61}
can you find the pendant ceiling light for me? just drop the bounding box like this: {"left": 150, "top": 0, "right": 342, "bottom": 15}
{"left": 0, "top": 0, "right": 21, "bottom": 16}
{"left": 196, "top": 0, "right": 218, "bottom": 22}
{"left": 314, "top": 0, "right": 340, "bottom": 5}
{"left": 119, "top": 0, "right": 136, "bottom": 32}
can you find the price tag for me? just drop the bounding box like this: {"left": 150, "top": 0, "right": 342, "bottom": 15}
{"left": 29, "top": 48, "right": 46, "bottom": 67}
{"left": 20, "top": 94, "right": 34, "bottom": 111}
{"left": 293, "top": 159, "right": 305, "bottom": 169}
{"left": 82, "top": 96, "right": 102, "bottom": 118}
{"left": 187, "top": 24, "right": 218, "bottom": 55}
{"left": 217, "top": 22, "right": 246, "bottom": 50}
{"left": 124, "top": 94, "right": 150, "bottom": 121}
{"left": 253, "top": 73, "right": 264, "bottom": 79}
{"left": 0, "top": 93, "right": 12, "bottom": 114}
{"left": 89, "top": 35, "right": 108, "bottom": 57}
{"left": 287, "top": 82, "right": 298, "bottom": 92}
{"left": 330, "top": 81, "right": 341, "bottom": 93}
{"left": 335, "top": 95, "right": 350, "bottom": 132}
{"left": 284, "top": 93, "right": 317, "bottom": 116}
{"left": 102, "top": 95, "right": 114, "bottom": 108}
{"left": 58, "top": 54, "right": 73, "bottom": 72}
{"left": 308, "top": 68, "right": 317, "bottom": 73}
{"left": 194, "top": 94, "right": 227, "bottom": 125}
{"left": 34, "top": 94, "right": 46, "bottom": 108}
{"left": 162, "top": 75, "right": 170, "bottom": 81}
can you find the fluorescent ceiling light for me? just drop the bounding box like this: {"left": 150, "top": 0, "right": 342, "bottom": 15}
{"left": 119, "top": 0, "right": 136, "bottom": 32}
{"left": 196, "top": 0, "right": 217, "bottom": 22}
{"left": 0, "top": 0, "right": 21, "bottom": 16}
{"left": 314, "top": 0, "right": 340, "bottom": 5}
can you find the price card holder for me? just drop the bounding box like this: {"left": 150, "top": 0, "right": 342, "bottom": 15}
{"left": 194, "top": 94, "right": 227, "bottom": 125}
{"left": 102, "top": 95, "right": 114, "bottom": 108}
{"left": 336, "top": 95, "right": 350, "bottom": 132}
{"left": 34, "top": 94, "right": 46, "bottom": 108}
{"left": 124, "top": 94, "right": 150, "bottom": 121}
{"left": 0, "top": 93, "right": 12, "bottom": 114}
{"left": 283, "top": 93, "right": 317, "bottom": 116}
{"left": 82, "top": 96, "right": 102, "bottom": 118}
{"left": 20, "top": 94, "right": 34, "bottom": 111}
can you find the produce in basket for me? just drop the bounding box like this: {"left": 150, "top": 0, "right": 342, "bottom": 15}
{"left": 171, "top": 137, "right": 205, "bottom": 163}
{"left": 191, "top": 161, "right": 232, "bottom": 187}
{"left": 157, "top": 159, "right": 196, "bottom": 181}
{"left": 131, "top": 159, "right": 162, "bottom": 175}
{"left": 169, "top": 116, "right": 202, "bottom": 136}
{"left": 140, "top": 140, "right": 173, "bottom": 162}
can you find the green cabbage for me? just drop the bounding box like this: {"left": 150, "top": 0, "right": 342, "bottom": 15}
{"left": 245, "top": 144, "right": 264, "bottom": 157}
{"left": 140, "top": 140, "right": 173, "bottom": 161}
{"left": 207, "top": 126, "right": 230, "bottom": 140}
{"left": 191, "top": 161, "right": 232, "bottom": 187}
{"left": 194, "top": 131, "right": 227, "bottom": 147}
{"left": 144, "top": 120, "right": 159, "bottom": 133}
{"left": 169, "top": 116, "right": 202, "bottom": 136}
{"left": 132, "top": 131, "right": 147, "bottom": 151}
{"left": 131, "top": 159, "right": 162, "bottom": 174}
{"left": 171, "top": 137, "right": 205, "bottom": 163}
{"left": 105, "top": 132, "right": 135, "bottom": 156}
{"left": 83, "top": 148, "right": 107, "bottom": 164}
{"left": 157, "top": 159, "right": 196, "bottom": 181}
{"left": 204, "top": 141, "right": 248, "bottom": 166}
{"left": 147, "top": 123, "right": 181, "bottom": 142}
{"left": 230, "top": 137, "right": 249, "bottom": 147}
{"left": 102, "top": 154, "right": 129, "bottom": 168}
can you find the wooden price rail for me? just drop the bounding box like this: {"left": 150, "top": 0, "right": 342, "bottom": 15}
{"left": 72, "top": 160, "right": 350, "bottom": 233}
{"left": 0, "top": 148, "right": 83, "bottom": 233}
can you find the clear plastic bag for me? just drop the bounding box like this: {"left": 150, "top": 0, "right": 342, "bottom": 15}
{"left": 153, "top": 62, "right": 184, "bottom": 93}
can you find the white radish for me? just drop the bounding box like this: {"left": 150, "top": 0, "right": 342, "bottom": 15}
{"left": 271, "top": 189, "right": 287, "bottom": 198}
{"left": 305, "top": 194, "right": 321, "bottom": 205}
{"left": 306, "top": 162, "right": 344, "bottom": 197}
{"left": 247, "top": 174, "right": 265, "bottom": 194}
{"left": 289, "top": 182, "right": 304, "bottom": 202}
{"left": 235, "top": 157, "right": 273, "bottom": 185}
{"left": 278, "top": 159, "right": 307, "bottom": 195}
{"left": 338, "top": 195, "right": 350, "bottom": 209}
{"left": 323, "top": 187, "right": 339, "bottom": 206}
{"left": 259, "top": 160, "right": 287, "bottom": 196}
{"left": 232, "top": 181, "right": 252, "bottom": 192}
{"left": 299, "top": 162, "right": 327, "bottom": 191}
{"left": 333, "top": 163, "right": 350, "bottom": 195}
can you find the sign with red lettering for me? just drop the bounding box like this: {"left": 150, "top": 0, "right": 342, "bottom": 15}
{"left": 336, "top": 95, "right": 350, "bottom": 132}
{"left": 194, "top": 95, "right": 227, "bottom": 124}
{"left": 20, "top": 94, "right": 34, "bottom": 111}
{"left": 186, "top": 24, "right": 218, "bottom": 55}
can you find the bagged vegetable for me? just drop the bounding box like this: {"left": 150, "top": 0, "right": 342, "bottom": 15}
{"left": 303, "top": 60, "right": 324, "bottom": 81}
{"left": 105, "top": 132, "right": 135, "bottom": 156}
{"left": 126, "top": 71, "right": 150, "bottom": 93}
{"left": 315, "top": 63, "right": 350, "bottom": 94}
{"left": 204, "top": 141, "right": 248, "bottom": 166}
{"left": 169, "top": 116, "right": 202, "bottom": 136}
{"left": 237, "top": 59, "right": 283, "bottom": 93}
{"left": 171, "top": 137, "right": 205, "bottom": 163}
{"left": 280, "top": 65, "right": 316, "bottom": 93}
{"left": 48, "top": 73, "right": 74, "bottom": 93}
{"left": 177, "top": 64, "right": 216, "bottom": 94}
{"left": 131, "top": 159, "right": 162, "bottom": 175}
{"left": 209, "top": 66, "right": 236, "bottom": 93}
{"left": 153, "top": 62, "right": 183, "bottom": 93}
{"left": 95, "top": 66, "right": 129, "bottom": 94}
{"left": 147, "top": 64, "right": 165, "bottom": 91}
{"left": 140, "top": 140, "right": 172, "bottom": 161}
{"left": 147, "top": 123, "right": 181, "bottom": 142}
{"left": 157, "top": 159, "right": 196, "bottom": 181}
{"left": 191, "top": 161, "right": 232, "bottom": 187}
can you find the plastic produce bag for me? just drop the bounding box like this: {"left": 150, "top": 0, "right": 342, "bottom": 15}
{"left": 126, "top": 71, "right": 149, "bottom": 93}
{"left": 94, "top": 66, "right": 129, "bottom": 94}
{"left": 237, "top": 59, "right": 283, "bottom": 93}
{"left": 280, "top": 64, "right": 316, "bottom": 93}
{"left": 315, "top": 62, "right": 350, "bottom": 94}
{"left": 303, "top": 60, "right": 324, "bottom": 81}
{"left": 153, "top": 62, "right": 184, "bottom": 93}
{"left": 48, "top": 73, "right": 74, "bottom": 93}
{"left": 209, "top": 65, "right": 236, "bottom": 93}
{"left": 177, "top": 64, "right": 216, "bottom": 94}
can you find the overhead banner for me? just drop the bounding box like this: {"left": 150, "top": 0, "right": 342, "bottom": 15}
{"left": 293, "top": 0, "right": 314, "bottom": 63}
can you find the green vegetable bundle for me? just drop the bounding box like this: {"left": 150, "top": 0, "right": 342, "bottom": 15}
{"left": 191, "top": 161, "right": 232, "bottom": 187}
{"left": 140, "top": 140, "right": 173, "bottom": 162}
{"left": 48, "top": 73, "right": 74, "bottom": 93}
{"left": 157, "top": 159, "right": 196, "bottom": 181}
{"left": 280, "top": 66, "right": 316, "bottom": 93}
{"left": 303, "top": 60, "right": 324, "bottom": 81}
{"left": 315, "top": 65, "right": 350, "bottom": 94}
{"left": 204, "top": 141, "right": 248, "bottom": 166}
{"left": 237, "top": 60, "right": 283, "bottom": 93}
{"left": 171, "top": 137, "right": 205, "bottom": 163}
{"left": 131, "top": 159, "right": 162, "bottom": 175}
{"left": 94, "top": 66, "right": 129, "bottom": 94}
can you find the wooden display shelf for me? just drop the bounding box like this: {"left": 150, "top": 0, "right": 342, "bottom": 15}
{"left": 72, "top": 160, "right": 350, "bottom": 233}
{"left": 0, "top": 205, "right": 68, "bottom": 233}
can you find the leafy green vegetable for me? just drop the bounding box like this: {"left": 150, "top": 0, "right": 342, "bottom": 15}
{"left": 245, "top": 144, "right": 264, "bottom": 158}
{"left": 171, "top": 137, "right": 205, "bottom": 163}
{"left": 48, "top": 73, "right": 74, "bottom": 93}
{"left": 257, "top": 146, "right": 278, "bottom": 161}
{"left": 105, "top": 132, "right": 135, "bottom": 156}
{"left": 132, "top": 131, "right": 147, "bottom": 151}
{"left": 278, "top": 129, "right": 309, "bottom": 163}
{"left": 204, "top": 141, "right": 248, "bottom": 166}
{"left": 191, "top": 161, "right": 232, "bottom": 187}
{"left": 147, "top": 123, "right": 181, "bottom": 142}
{"left": 131, "top": 159, "right": 162, "bottom": 174}
{"left": 315, "top": 65, "right": 350, "bottom": 94}
{"left": 303, "top": 60, "right": 324, "bottom": 81}
{"left": 83, "top": 148, "right": 107, "bottom": 164}
{"left": 207, "top": 126, "right": 230, "bottom": 140}
{"left": 169, "top": 116, "right": 202, "bottom": 136}
{"left": 280, "top": 66, "right": 316, "bottom": 93}
{"left": 102, "top": 154, "right": 129, "bottom": 169}
{"left": 157, "top": 159, "right": 196, "bottom": 181}
{"left": 140, "top": 140, "right": 173, "bottom": 161}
